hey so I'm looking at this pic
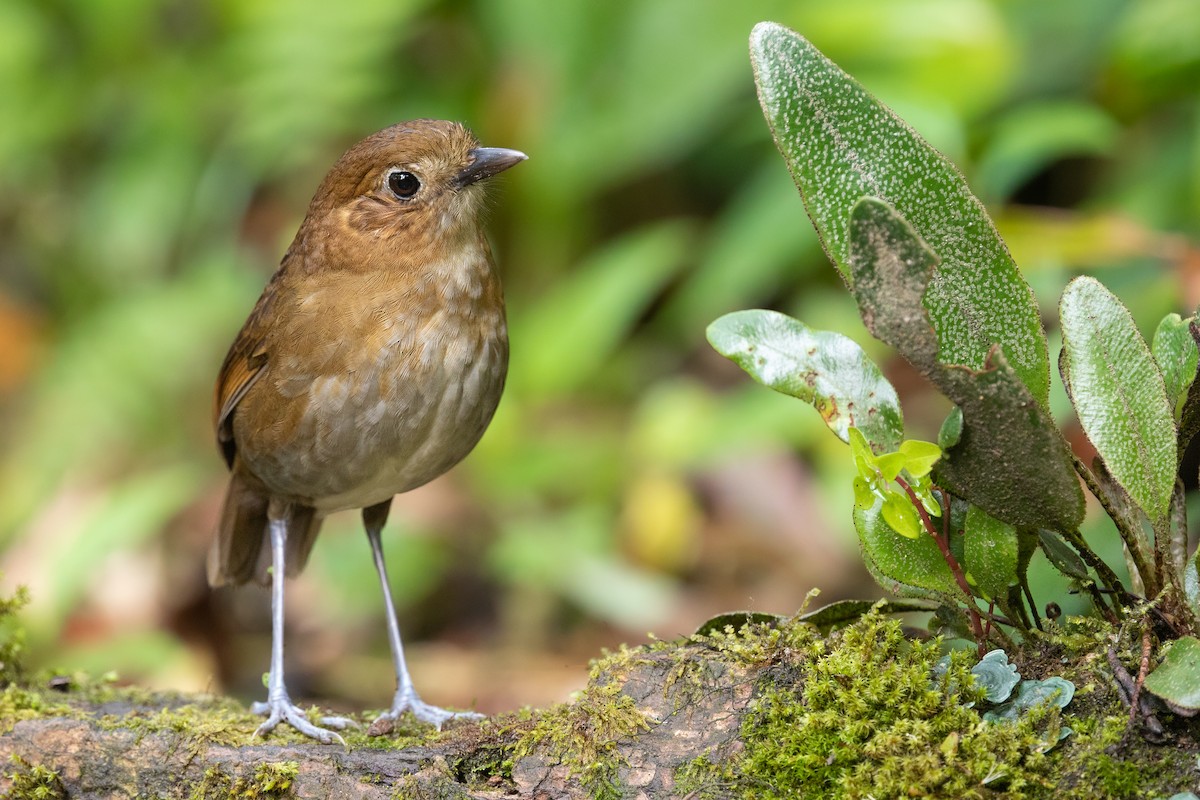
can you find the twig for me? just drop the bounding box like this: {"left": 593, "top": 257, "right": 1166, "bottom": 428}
{"left": 1107, "top": 643, "right": 1165, "bottom": 740}
{"left": 1129, "top": 626, "right": 1153, "bottom": 727}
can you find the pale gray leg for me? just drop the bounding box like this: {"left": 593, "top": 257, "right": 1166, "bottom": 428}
{"left": 364, "top": 499, "right": 483, "bottom": 729}
{"left": 252, "top": 510, "right": 353, "bottom": 744}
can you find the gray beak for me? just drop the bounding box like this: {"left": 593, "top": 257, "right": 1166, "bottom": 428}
{"left": 456, "top": 147, "right": 528, "bottom": 188}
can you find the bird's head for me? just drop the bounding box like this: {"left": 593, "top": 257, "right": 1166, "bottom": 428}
{"left": 305, "top": 119, "right": 526, "bottom": 250}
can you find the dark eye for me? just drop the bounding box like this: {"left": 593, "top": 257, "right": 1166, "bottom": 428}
{"left": 387, "top": 170, "right": 421, "bottom": 199}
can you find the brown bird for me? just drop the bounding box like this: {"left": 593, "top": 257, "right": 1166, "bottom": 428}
{"left": 211, "top": 119, "right": 525, "bottom": 743}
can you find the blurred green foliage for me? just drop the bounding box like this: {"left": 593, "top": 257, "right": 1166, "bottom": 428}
{"left": 0, "top": 0, "right": 1198, "bottom": 704}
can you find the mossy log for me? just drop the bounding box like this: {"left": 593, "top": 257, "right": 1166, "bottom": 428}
{"left": 0, "top": 643, "right": 751, "bottom": 799}
{"left": 2, "top": 614, "right": 1199, "bottom": 799}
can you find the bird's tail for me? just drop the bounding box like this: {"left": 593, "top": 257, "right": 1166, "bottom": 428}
{"left": 208, "top": 461, "right": 324, "bottom": 587}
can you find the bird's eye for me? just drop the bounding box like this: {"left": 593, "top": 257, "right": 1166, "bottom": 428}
{"left": 387, "top": 170, "right": 421, "bottom": 199}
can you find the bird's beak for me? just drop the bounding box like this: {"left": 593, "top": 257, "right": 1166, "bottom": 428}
{"left": 456, "top": 147, "right": 528, "bottom": 188}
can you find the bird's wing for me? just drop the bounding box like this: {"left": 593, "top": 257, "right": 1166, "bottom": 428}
{"left": 213, "top": 275, "right": 280, "bottom": 468}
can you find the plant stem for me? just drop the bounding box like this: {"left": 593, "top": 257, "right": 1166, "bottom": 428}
{"left": 894, "top": 477, "right": 986, "bottom": 655}
{"left": 1058, "top": 528, "right": 1125, "bottom": 622}
{"left": 1070, "top": 453, "right": 1157, "bottom": 597}
{"left": 1021, "top": 581, "right": 1043, "bottom": 631}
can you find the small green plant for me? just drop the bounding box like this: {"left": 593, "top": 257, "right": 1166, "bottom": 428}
{"left": 5, "top": 756, "right": 65, "bottom": 800}
{"left": 709, "top": 21, "right": 1200, "bottom": 707}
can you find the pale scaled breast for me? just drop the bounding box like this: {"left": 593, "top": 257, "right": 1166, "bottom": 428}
{"left": 306, "top": 319, "right": 509, "bottom": 513}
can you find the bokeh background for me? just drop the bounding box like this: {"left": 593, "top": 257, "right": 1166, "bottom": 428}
{"left": 2, "top": 0, "right": 1199, "bottom": 714}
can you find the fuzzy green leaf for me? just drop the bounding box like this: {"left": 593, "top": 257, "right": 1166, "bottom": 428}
{"left": 750, "top": 21, "right": 1049, "bottom": 404}
{"left": 707, "top": 309, "right": 903, "bottom": 451}
{"left": 964, "top": 506, "right": 1019, "bottom": 601}
{"left": 1060, "top": 276, "right": 1177, "bottom": 522}
{"left": 855, "top": 498, "right": 959, "bottom": 598}
{"left": 1152, "top": 313, "right": 1199, "bottom": 415}
{"left": 847, "top": 197, "right": 1083, "bottom": 531}
{"left": 938, "top": 407, "right": 964, "bottom": 450}
{"left": 1144, "top": 636, "right": 1200, "bottom": 710}
{"left": 1037, "top": 530, "right": 1090, "bottom": 582}
{"left": 853, "top": 476, "right": 875, "bottom": 510}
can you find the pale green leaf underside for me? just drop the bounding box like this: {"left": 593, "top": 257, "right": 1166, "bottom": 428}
{"left": 750, "top": 21, "right": 1048, "bottom": 405}
{"left": 1060, "top": 276, "right": 1176, "bottom": 522}
{"left": 707, "top": 309, "right": 903, "bottom": 451}
{"left": 1187, "top": 547, "right": 1200, "bottom": 620}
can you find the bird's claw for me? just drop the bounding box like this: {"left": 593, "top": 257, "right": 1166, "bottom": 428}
{"left": 251, "top": 698, "right": 355, "bottom": 744}
{"left": 375, "top": 691, "right": 484, "bottom": 732}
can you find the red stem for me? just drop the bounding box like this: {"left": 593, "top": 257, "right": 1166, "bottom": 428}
{"left": 895, "top": 477, "right": 987, "bottom": 655}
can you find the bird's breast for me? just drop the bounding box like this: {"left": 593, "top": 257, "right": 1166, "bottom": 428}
{"left": 233, "top": 252, "right": 508, "bottom": 511}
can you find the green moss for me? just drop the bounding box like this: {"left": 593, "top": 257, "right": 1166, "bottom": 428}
{"left": 1090, "top": 753, "right": 1144, "bottom": 798}
{"left": 1, "top": 574, "right": 1192, "bottom": 799}
{"left": 678, "top": 611, "right": 1072, "bottom": 799}
{"left": 343, "top": 714, "right": 441, "bottom": 751}
{"left": 699, "top": 614, "right": 819, "bottom": 666}
{"left": 676, "top": 610, "right": 1200, "bottom": 799}
{"left": 245, "top": 762, "right": 299, "bottom": 797}
{"left": 87, "top": 679, "right": 444, "bottom": 751}
{"left": 0, "top": 685, "right": 73, "bottom": 734}
{"left": 511, "top": 659, "right": 651, "bottom": 800}
{"left": 444, "top": 734, "right": 515, "bottom": 786}
{"left": 186, "top": 762, "right": 299, "bottom": 799}
{"left": 675, "top": 753, "right": 740, "bottom": 800}
{"left": 188, "top": 766, "right": 232, "bottom": 800}
{"left": 746, "top": 614, "right": 1061, "bottom": 799}
{"left": 5, "top": 756, "right": 65, "bottom": 800}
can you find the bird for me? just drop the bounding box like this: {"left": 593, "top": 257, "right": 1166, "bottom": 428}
{"left": 210, "top": 119, "right": 526, "bottom": 743}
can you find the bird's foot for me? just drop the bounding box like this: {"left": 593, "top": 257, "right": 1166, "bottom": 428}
{"left": 251, "top": 697, "right": 355, "bottom": 745}
{"left": 371, "top": 689, "right": 483, "bottom": 733}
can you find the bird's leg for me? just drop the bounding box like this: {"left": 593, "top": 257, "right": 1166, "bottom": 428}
{"left": 363, "top": 499, "right": 483, "bottom": 729}
{"left": 252, "top": 505, "right": 353, "bottom": 744}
